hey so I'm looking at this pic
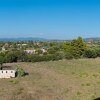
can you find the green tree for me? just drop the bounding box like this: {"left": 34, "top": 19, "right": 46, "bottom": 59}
{"left": 63, "top": 37, "right": 86, "bottom": 58}
{"left": 71, "top": 37, "right": 86, "bottom": 56}
{"left": 36, "top": 49, "right": 43, "bottom": 54}
{"left": 5, "top": 51, "right": 18, "bottom": 63}
{"left": 0, "top": 55, "right": 4, "bottom": 69}
{"left": 48, "top": 47, "right": 57, "bottom": 54}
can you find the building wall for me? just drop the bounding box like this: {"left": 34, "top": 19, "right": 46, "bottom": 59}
{"left": 0, "top": 70, "right": 16, "bottom": 78}
{"left": 24, "top": 49, "right": 36, "bottom": 54}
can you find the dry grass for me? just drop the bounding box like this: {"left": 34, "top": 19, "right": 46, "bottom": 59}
{"left": 0, "top": 58, "right": 100, "bottom": 100}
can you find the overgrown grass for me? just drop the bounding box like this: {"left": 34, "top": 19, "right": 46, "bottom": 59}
{"left": 0, "top": 58, "right": 100, "bottom": 100}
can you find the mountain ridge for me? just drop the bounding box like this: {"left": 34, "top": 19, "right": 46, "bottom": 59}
{"left": 0, "top": 37, "right": 47, "bottom": 41}
{"left": 0, "top": 37, "right": 100, "bottom": 42}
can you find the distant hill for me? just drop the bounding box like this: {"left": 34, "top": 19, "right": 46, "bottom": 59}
{"left": 0, "top": 37, "right": 47, "bottom": 42}
{"left": 0, "top": 37, "right": 66, "bottom": 42}
{"left": 84, "top": 37, "right": 100, "bottom": 42}
{"left": 0, "top": 37, "right": 100, "bottom": 42}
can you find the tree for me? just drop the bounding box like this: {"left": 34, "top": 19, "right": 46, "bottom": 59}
{"left": 48, "top": 47, "right": 57, "bottom": 54}
{"left": 5, "top": 51, "right": 18, "bottom": 63}
{"left": 63, "top": 37, "right": 86, "bottom": 58}
{"left": 16, "top": 50, "right": 27, "bottom": 62}
{"left": 0, "top": 55, "right": 4, "bottom": 69}
{"left": 70, "top": 37, "right": 86, "bottom": 56}
{"left": 36, "top": 49, "right": 43, "bottom": 54}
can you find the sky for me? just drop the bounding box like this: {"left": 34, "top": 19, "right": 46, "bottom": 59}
{"left": 0, "top": 0, "right": 100, "bottom": 39}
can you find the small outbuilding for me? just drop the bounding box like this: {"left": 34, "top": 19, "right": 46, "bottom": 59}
{"left": 0, "top": 66, "right": 16, "bottom": 78}
{"left": 0, "top": 70, "right": 16, "bottom": 78}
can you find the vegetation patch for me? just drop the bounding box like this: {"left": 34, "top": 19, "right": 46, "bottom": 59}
{"left": 86, "top": 83, "right": 91, "bottom": 86}
{"left": 16, "top": 65, "right": 25, "bottom": 77}
{"left": 76, "top": 91, "right": 82, "bottom": 96}
{"left": 62, "top": 88, "right": 70, "bottom": 95}
{"left": 79, "top": 72, "right": 89, "bottom": 78}
{"left": 93, "top": 74, "right": 98, "bottom": 78}
{"left": 96, "top": 81, "right": 100, "bottom": 85}
{"left": 91, "top": 94, "right": 96, "bottom": 99}
{"left": 15, "top": 87, "right": 24, "bottom": 95}
{"left": 9, "top": 79, "right": 19, "bottom": 84}
{"left": 81, "top": 83, "right": 91, "bottom": 86}
{"left": 0, "top": 58, "right": 99, "bottom": 100}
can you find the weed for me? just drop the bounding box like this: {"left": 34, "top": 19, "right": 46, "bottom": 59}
{"left": 76, "top": 91, "right": 82, "bottom": 96}
{"left": 16, "top": 87, "right": 24, "bottom": 95}
{"left": 91, "top": 94, "right": 96, "bottom": 99}
{"left": 9, "top": 80, "right": 19, "bottom": 84}
{"left": 86, "top": 83, "right": 91, "bottom": 86}
{"left": 63, "top": 88, "right": 69, "bottom": 94}
{"left": 79, "top": 72, "right": 89, "bottom": 78}
{"left": 96, "top": 81, "right": 100, "bottom": 85}
{"left": 72, "top": 72, "right": 75, "bottom": 75}
{"left": 93, "top": 74, "right": 98, "bottom": 78}
{"left": 81, "top": 83, "right": 85, "bottom": 86}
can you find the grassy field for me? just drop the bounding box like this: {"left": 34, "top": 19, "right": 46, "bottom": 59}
{"left": 0, "top": 58, "right": 100, "bottom": 100}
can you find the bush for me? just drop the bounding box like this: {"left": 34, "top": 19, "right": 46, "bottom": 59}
{"left": 25, "top": 53, "right": 64, "bottom": 63}
{"left": 43, "top": 54, "right": 54, "bottom": 61}
{"left": 83, "top": 48, "right": 97, "bottom": 58}
{"left": 65, "top": 52, "right": 73, "bottom": 60}
{"left": 48, "top": 48, "right": 57, "bottom": 54}
{"left": 4, "top": 51, "right": 18, "bottom": 63}
{"left": 31, "top": 55, "right": 43, "bottom": 62}
{"left": 52, "top": 52, "right": 64, "bottom": 61}
{"left": 16, "top": 50, "right": 27, "bottom": 62}
{"left": 95, "top": 48, "right": 100, "bottom": 57}
{"left": 16, "top": 65, "right": 25, "bottom": 77}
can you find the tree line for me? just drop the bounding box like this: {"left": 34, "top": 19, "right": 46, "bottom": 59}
{"left": 0, "top": 37, "right": 100, "bottom": 67}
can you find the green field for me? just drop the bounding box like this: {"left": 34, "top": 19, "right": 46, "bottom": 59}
{"left": 0, "top": 58, "right": 100, "bottom": 100}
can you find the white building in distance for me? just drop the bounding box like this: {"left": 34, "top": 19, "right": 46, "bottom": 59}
{"left": 24, "top": 49, "right": 36, "bottom": 54}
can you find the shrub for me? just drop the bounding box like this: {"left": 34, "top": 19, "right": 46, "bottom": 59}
{"left": 16, "top": 65, "right": 25, "bottom": 77}
{"left": 36, "top": 49, "right": 43, "bottom": 54}
{"left": 95, "top": 48, "right": 100, "bottom": 57}
{"left": 83, "top": 48, "right": 97, "bottom": 58}
{"left": 44, "top": 54, "right": 54, "bottom": 61}
{"left": 9, "top": 80, "right": 19, "bottom": 84}
{"left": 32, "top": 55, "right": 43, "bottom": 62}
{"left": 48, "top": 47, "right": 57, "bottom": 54}
{"left": 4, "top": 51, "right": 18, "bottom": 63}
{"left": 65, "top": 52, "right": 73, "bottom": 60}
{"left": 76, "top": 91, "right": 82, "bottom": 96}
{"left": 17, "top": 50, "right": 27, "bottom": 62}
{"left": 52, "top": 53, "right": 64, "bottom": 61}
{"left": 56, "top": 52, "right": 65, "bottom": 59}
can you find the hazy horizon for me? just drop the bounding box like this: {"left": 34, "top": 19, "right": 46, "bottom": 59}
{"left": 0, "top": 0, "right": 100, "bottom": 39}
